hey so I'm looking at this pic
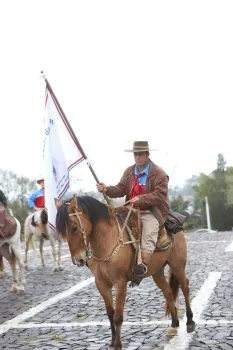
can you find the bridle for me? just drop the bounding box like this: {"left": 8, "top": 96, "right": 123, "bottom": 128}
{"left": 68, "top": 205, "right": 139, "bottom": 262}
{"left": 69, "top": 209, "right": 92, "bottom": 259}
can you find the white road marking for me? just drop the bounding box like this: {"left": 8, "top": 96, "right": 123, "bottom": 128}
{"left": 21, "top": 246, "right": 70, "bottom": 253}
{"left": 61, "top": 254, "right": 71, "bottom": 259}
{"left": 11, "top": 319, "right": 233, "bottom": 329}
{"left": 0, "top": 277, "right": 94, "bottom": 336}
{"left": 188, "top": 241, "right": 229, "bottom": 244}
{"left": 14, "top": 321, "right": 171, "bottom": 328}
{"left": 197, "top": 319, "right": 233, "bottom": 325}
{"left": 225, "top": 241, "right": 233, "bottom": 251}
{"left": 164, "top": 271, "right": 222, "bottom": 350}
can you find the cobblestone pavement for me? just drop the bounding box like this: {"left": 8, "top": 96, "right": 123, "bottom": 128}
{"left": 0, "top": 232, "right": 233, "bottom": 349}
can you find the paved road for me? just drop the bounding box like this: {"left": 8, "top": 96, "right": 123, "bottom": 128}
{"left": 0, "top": 231, "right": 233, "bottom": 349}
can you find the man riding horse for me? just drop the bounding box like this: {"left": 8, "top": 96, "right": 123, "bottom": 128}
{"left": 28, "top": 178, "right": 47, "bottom": 237}
{"left": 96, "top": 140, "right": 170, "bottom": 285}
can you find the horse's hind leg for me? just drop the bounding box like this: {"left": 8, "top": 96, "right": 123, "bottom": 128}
{"left": 169, "top": 266, "right": 195, "bottom": 333}
{"left": 40, "top": 238, "right": 46, "bottom": 268}
{"left": 95, "top": 279, "right": 116, "bottom": 349}
{"left": 0, "top": 253, "right": 4, "bottom": 277}
{"left": 153, "top": 267, "right": 179, "bottom": 337}
{"left": 11, "top": 244, "right": 25, "bottom": 294}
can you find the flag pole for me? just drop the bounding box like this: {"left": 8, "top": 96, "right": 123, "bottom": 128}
{"left": 41, "top": 71, "right": 112, "bottom": 206}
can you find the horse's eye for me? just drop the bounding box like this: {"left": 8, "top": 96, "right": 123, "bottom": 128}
{"left": 72, "top": 226, "right": 78, "bottom": 234}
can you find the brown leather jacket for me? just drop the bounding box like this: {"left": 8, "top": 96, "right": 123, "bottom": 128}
{"left": 106, "top": 160, "right": 170, "bottom": 225}
{"left": 0, "top": 203, "right": 17, "bottom": 238}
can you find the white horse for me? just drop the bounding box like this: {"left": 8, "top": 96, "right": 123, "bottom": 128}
{"left": 0, "top": 218, "right": 26, "bottom": 293}
{"left": 24, "top": 213, "right": 63, "bottom": 272}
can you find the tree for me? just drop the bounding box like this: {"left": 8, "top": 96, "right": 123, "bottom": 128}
{"left": 170, "top": 196, "right": 189, "bottom": 214}
{"left": 0, "top": 169, "right": 35, "bottom": 231}
{"left": 192, "top": 154, "right": 233, "bottom": 231}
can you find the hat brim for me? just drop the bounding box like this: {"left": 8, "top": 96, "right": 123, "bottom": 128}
{"left": 124, "top": 149, "right": 158, "bottom": 152}
{"left": 37, "top": 179, "right": 44, "bottom": 184}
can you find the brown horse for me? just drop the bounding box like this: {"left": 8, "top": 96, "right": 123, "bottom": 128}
{"left": 55, "top": 195, "right": 195, "bottom": 350}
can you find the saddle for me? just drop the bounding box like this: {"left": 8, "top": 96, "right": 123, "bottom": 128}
{"left": 113, "top": 206, "right": 173, "bottom": 251}
{"left": 0, "top": 203, "right": 17, "bottom": 239}
{"left": 112, "top": 206, "right": 186, "bottom": 287}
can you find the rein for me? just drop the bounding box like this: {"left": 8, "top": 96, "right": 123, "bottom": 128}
{"left": 69, "top": 205, "right": 139, "bottom": 262}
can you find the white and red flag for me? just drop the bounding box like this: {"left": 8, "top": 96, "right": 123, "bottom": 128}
{"left": 43, "top": 86, "right": 84, "bottom": 230}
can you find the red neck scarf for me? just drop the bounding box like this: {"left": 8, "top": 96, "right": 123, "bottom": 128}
{"left": 129, "top": 173, "right": 145, "bottom": 200}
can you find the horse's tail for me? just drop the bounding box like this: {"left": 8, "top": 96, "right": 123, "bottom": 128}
{"left": 10, "top": 248, "right": 17, "bottom": 271}
{"left": 165, "top": 267, "right": 180, "bottom": 316}
{"left": 28, "top": 235, "right": 38, "bottom": 254}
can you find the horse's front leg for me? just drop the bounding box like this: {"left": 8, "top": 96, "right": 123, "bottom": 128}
{"left": 24, "top": 233, "right": 33, "bottom": 268}
{"left": 0, "top": 253, "right": 4, "bottom": 277}
{"left": 114, "top": 279, "right": 127, "bottom": 350}
{"left": 39, "top": 238, "right": 46, "bottom": 268}
{"left": 48, "top": 235, "right": 58, "bottom": 272}
{"left": 11, "top": 253, "right": 19, "bottom": 293}
{"left": 96, "top": 279, "right": 115, "bottom": 349}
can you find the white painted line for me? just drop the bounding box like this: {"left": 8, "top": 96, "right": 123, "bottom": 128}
{"left": 20, "top": 252, "right": 71, "bottom": 260}
{"left": 6, "top": 319, "right": 233, "bottom": 330}
{"left": 225, "top": 241, "right": 233, "bottom": 251}
{"left": 15, "top": 320, "right": 171, "bottom": 329}
{"left": 0, "top": 277, "right": 94, "bottom": 336}
{"left": 197, "top": 319, "right": 233, "bottom": 325}
{"left": 188, "top": 241, "right": 229, "bottom": 244}
{"left": 164, "top": 271, "right": 222, "bottom": 350}
{"left": 62, "top": 254, "right": 71, "bottom": 259}
{"left": 21, "top": 246, "right": 70, "bottom": 253}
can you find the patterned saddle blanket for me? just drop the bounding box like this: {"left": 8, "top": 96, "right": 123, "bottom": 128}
{"left": 112, "top": 206, "right": 173, "bottom": 251}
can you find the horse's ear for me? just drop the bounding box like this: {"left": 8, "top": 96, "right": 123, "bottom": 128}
{"left": 54, "top": 198, "right": 62, "bottom": 209}
{"left": 69, "top": 195, "right": 78, "bottom": 211}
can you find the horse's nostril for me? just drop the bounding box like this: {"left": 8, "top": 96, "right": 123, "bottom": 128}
{"left": 79, "top": 259, "right": 85, "bottom": 267}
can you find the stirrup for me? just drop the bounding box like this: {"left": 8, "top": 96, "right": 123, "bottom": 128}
{"left": 133, "top": 262, "right": 148, "bottom": 277}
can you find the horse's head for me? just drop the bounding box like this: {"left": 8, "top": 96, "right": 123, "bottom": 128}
{"left": 55, "top": 196, "right": 92, "bottom": 267}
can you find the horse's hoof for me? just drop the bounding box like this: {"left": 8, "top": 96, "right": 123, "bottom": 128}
{"left": 42, "top": 264, "right": 46, "bottom": 268}
{"left": 167, "top": 326, "right": 178, "bottom": 337}
{"left": 187, "top": 321, "right": 196, "bottom": 333}
{"left": 17, "top": 289, "right": 25, "bottom": 295}
{"left": 53, "top": 267, "right": 59, "bottom": 272}
{"left": 11, "top": 286, "right": 18, "bottom": 293}
{"left": 59, "top": 266, "right": 63, "bottom": 271}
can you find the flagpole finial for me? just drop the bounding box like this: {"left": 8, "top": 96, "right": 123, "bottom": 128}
{"left": 41, "top": 71, "right": 46, "bottom": 80}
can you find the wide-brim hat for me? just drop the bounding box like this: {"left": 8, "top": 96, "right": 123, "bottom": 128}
{"left": 37, "top": 178, "right": 44, "bottom": 185}
{"left": 124, "top": 141, "right": 157, "bottom": 153}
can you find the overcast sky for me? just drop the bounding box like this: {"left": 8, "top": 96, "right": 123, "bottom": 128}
{"left": 3, "top": 1, "right": 233, "bottom": 192}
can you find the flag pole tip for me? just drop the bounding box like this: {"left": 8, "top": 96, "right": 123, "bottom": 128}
{"left": 41, "top": 71, "right": 46, "bottom": 80}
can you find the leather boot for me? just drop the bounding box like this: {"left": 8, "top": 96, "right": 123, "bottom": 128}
{"left": 131, "top": 251, "right": 152, "bottom": 287}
